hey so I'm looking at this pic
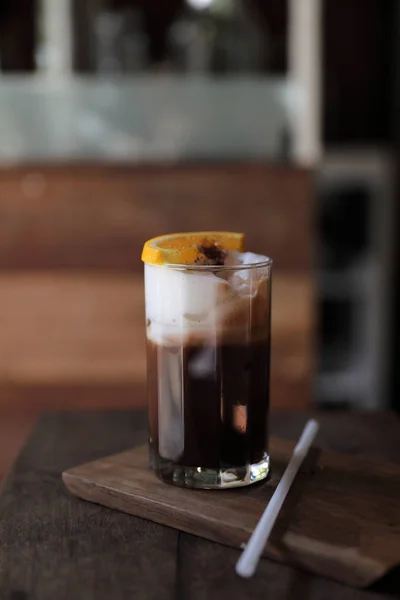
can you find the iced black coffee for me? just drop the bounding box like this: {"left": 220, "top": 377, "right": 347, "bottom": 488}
{"left": 142, "top": 232, "right": 272, "bottom": 489}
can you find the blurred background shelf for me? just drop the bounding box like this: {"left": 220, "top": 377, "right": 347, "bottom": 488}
{"left": 0, "top": 76, "right": 293, "bottom": 164}
{"left": 316, "top": 148, "right": 395, "bottom": 410}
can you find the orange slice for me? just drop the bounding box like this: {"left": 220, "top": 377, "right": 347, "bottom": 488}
{"left": 142, "top": 231, "right": 244, "bottom": 266}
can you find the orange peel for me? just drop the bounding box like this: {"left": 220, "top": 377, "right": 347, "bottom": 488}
{"left": 142, "top": 231, "right": 244, "bottom": 266}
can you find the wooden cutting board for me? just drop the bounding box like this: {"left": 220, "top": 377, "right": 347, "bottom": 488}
{"left": 62, "top": 437, "right": 400, "bottom": 588}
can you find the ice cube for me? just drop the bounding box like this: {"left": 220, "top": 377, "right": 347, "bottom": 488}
{"left": 145, "top": 252, "right": 270, "bottom": 343}
{"left": 158, "top": 346, "right": 184, "bottom": 460}
{"left": 188, "top": 347, "right": 216, "bottom": 378}
{"left": 223, "top": 249, "right": 243, "bottom": 267}
{"left": 215, "top": 294, "right": 251, "bottom": 341}
{"left": 145, "top": 265, "right": 232, "bottom": 332}
{"left": 226, "top": 251, "right": 270, "bottom": 298}
{"left": 224, "top": 250, "right": 269, "bottom": 268}
{"left": 212, "top": 250, "right": 271, "bottom": 338}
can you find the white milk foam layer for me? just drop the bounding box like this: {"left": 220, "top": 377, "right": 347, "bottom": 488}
{"left": 145, "top": 250, "right": 270, "bottom": 344}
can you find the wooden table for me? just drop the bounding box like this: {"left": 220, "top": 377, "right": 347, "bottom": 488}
{"left": 0, "top": 410, "right": 400, "bottom": 600}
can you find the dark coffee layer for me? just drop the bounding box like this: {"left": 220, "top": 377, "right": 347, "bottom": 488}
{"left": 147, "top": 337, "right": 270, "bottom": 469}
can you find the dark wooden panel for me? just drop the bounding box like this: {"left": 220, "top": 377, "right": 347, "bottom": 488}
{"left": 1, "top": 410, "right": 399, "bottom": 599}
{"left": 0, "top": 273, "right": 146, "bottom": 386}
{"left": 0, "top": 163, "right": 313, "bottom": 271}
{"left": 0, "top": 383, "right": 147, "bottom": 414}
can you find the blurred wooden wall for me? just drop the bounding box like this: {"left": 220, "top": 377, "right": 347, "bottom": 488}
{"left": 0, "top": 163, "right": 314, "bottom": 476}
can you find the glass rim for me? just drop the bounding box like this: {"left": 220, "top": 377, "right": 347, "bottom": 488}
{"left": 145, "top": 257, "right": 273, "bottom": 271}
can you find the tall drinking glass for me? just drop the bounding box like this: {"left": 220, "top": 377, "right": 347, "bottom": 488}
{"left": 144, "top": 257, "right": 272, "bottom": 489}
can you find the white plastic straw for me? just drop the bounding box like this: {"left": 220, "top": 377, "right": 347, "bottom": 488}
{"left": 236, "top": 419, "right": 319, "bottom": 578}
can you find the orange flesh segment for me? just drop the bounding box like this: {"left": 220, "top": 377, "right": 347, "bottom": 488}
{"left": 141, "top": 231, "right": 245, "bottom": 266}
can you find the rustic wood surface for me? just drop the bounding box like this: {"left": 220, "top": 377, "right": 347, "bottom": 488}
{"left": 63, "top": 440, "right": 400, "bottom": 588}
{"left": 1, "top": 410, "right": 400, "bottom": 599}
{"left": 0, "top": 383, "right": 147, "bottom": 481}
